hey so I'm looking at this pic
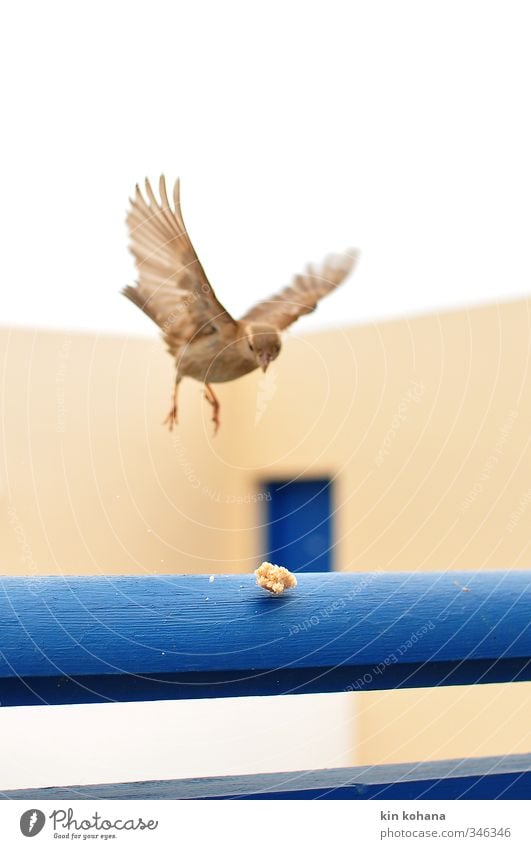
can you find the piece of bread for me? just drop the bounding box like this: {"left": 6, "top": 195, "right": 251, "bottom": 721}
{"left": 255, "top": 562, "right": 297, "bottom": 594}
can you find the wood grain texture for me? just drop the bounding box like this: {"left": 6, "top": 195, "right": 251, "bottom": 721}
{"left": 4, "top": 752, "right": 531, "bottom": 800}
{"left": 0, "top": 571, "right": 530, "bottom": 706}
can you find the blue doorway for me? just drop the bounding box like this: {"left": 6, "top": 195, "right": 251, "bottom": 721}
{"left": 263, "top": 478, "right": 333, "bottom": 572}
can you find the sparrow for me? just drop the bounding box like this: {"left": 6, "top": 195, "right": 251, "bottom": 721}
{"left": 123, "top": 176, "right": 359, "bottom": 432}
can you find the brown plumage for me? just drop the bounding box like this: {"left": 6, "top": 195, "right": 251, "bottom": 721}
{"left": 124, "top": 176, "right": 359, "bottom": 432}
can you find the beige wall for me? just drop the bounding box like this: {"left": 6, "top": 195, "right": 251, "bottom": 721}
{"left": 236, "top": 298, "right": 531, "bottom": 576}
{"left": 0, "top": 327, "right": 254, "bottom": 575}
{"left": 1, "top": 298, "right": 530, "bottom": 769}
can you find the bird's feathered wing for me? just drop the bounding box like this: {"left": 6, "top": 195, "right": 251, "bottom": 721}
{"left": 241, "top": 250, "right": 359, "bottom": 330}
{"left": 124, "top": 176, "right": 236, "bottom": 355}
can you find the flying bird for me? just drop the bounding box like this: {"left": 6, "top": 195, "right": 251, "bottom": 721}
{"left": 124, "top": 176, "right": 359, "bottom": 432}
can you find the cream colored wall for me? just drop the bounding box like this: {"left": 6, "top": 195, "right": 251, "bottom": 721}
{"left": 1, "top": 298, "right": 530, "bottom": 770}
{"left": 235, "top": 299, "right": 531, "bottom": 576}
{"left": 0, "top": 326, "right": 257, "bottom": 575}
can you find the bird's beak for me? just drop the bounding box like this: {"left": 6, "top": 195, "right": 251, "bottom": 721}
{"left": 258, "top": 352, "right": 272, "bottom": 372}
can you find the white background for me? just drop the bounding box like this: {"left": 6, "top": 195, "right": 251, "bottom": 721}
{"left": 1, "top": 0, "right": 531, "bottom": 801}
{"left": 1, "top": 0, "right": 530, "bottom": 337}
{"left": 0, "top": 801, "right": 528, "bottom": 847}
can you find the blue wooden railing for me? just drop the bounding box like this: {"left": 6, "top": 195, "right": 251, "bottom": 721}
{"left": 1, "top": 571, "right": 530, "bottom": 799}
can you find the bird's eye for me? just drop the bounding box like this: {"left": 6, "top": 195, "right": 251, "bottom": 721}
{"left": 248, "top": 342, "right": 254, "bottom": 352}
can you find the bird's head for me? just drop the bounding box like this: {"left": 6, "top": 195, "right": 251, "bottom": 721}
{"left": 245, "top": 324, "right": 282, "bottom": 372}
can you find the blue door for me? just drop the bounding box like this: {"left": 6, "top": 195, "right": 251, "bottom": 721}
{"left": 263, "top": 478, "right": 333, "bottom": 572}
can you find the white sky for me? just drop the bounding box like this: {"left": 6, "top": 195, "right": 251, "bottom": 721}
{"left": 2, "top": 1, "right": 531, "bottom": 337}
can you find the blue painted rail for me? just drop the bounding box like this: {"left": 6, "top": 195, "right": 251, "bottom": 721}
{"left": 1, "top": 571, "right": 530, "bottom": 799}
{"left": 5, "top": 753, "right": 531, "bottom": 800}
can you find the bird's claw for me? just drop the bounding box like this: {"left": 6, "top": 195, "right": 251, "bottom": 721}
{"left": 203, "top": 386, "right": 221, "bottom": 435}
{"left": 163, "top": 405, "right": 178, "bottom": 431}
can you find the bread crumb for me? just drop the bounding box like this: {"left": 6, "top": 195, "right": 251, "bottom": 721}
{"left": 255, "top": 562, "right": 297, "bottom": 594}
{"left": 209, "top": 575, "right": 215, "bottom": 583}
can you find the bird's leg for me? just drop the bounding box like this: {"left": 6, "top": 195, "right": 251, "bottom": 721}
{"left": 203, "top": 383, "right": 221, "bottom": 434}
{"left": 163, "top": 376, "right": 181, "bottom": 431}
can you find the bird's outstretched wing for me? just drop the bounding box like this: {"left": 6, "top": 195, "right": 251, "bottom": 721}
{"left": 124, "top": 176, "right": 236, "bottom": 355}
{"left": 241, "top": 250, "right": 359, "bottom": 330}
